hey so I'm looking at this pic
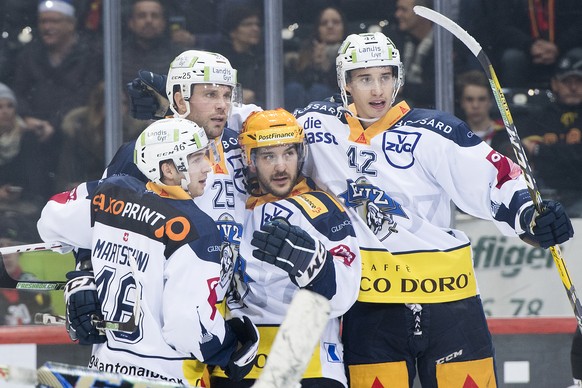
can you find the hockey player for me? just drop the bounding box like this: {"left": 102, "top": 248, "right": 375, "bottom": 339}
{"left": 209, "top": 109, "right": 361, "bottom": 388}
{"left": 69, "top": 49, "right": 254, "bottom": 345}
{"left": 293, "top": 32, "right": 575, "bottom": 387}
{"left": 122, "top": 39, "right": 575, "bottom": 386}
{"left": 58, "top": 50, "right": 256, "bottom": 386}
{"left": 109, "top": 49, "right": 250, "bottom": 226}
{"left": 37, "top": 118, "right": 259, "bottom": 385}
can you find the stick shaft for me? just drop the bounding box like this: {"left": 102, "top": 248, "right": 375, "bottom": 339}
{"left": 0, "top": 241, "right": 70, "bottom": 255}
{"left": 413, "top": 5, "right": 582, "bottom": 330}
{"left": 1, "top": 361, "right": 178, "bottom": 387}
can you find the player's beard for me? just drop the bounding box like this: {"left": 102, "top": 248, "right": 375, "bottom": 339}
{"left": 258, "top": 169, "right": 299, "bottom": 198}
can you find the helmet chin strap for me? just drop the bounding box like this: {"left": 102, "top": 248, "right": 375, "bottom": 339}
{"left": 180, "top": 174, "right": 191, "bottom": 191}
{"left": 170, "top": 95, "right": 190, "bottom": 119}
{"left": 355, "top": 115, "right": 381, "bottom": 123}
{"left": 343, "top": 95, "right": 398, "bottom": 125}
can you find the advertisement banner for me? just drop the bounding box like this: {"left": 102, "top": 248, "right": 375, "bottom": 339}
{"left": 458, "top": 216, "right": 582, "bottom": 317}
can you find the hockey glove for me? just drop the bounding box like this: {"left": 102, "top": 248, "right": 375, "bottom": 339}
{"left": 519, "top": 200, "right": 574, "bottom": 248}
{"left": 64, "top": 270, "right": 106, "bottom": 345}
{"left": 223, "top": 316, "right": 259, "bottom": 381}
{"left": 251, "top": 218, "right": 335, "bottom": 292}
{"left": 126, "top": 70, "right": 169, "bottom": 120}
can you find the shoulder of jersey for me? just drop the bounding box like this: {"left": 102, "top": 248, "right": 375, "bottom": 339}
{"left": 159, "top": 196, "right": 223, "bottom": 263}
{"left": 399, "top": 108, "right": 482, "bottom": 147}
{"left": 221, "top": 126, "right": 241, "bottom": 152}
{"left": 287, "top": 190, "right": 354, "bottom": 240}
{"left": 97, "top": 174, "right": 145, "bottom": 193}
{"left": 293, "top": 99, "right": 348, "bottom": 121}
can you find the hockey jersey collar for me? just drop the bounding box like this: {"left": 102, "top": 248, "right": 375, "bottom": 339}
{"left": 346, "top": 101, "right": 411, "bottom": 144}
{"left": 146, "top": 181, "right": 192, "bottom": 200}
{"left": 245, "top": 177, "right": 313, "bottom": 209}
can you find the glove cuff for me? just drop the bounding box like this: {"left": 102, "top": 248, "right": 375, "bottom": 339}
{"left": 295, "top": 248, "right": 337, "bottom": 300}
{"left": 64, "top": 273, "right": 97, "bottom": 297}
{"left": 294, "top": 240, "right": 328, "bottom": 288}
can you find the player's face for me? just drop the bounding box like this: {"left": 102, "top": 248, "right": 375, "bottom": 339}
{"left": 253, "top": 145, "right": 300, "bottom": 198}
{"left": 185, "top": 149, "right": 213, "bottom": 197}
{"left": 346, "top": 67, "right": 395, "bottom": 120}
{"left": 185, "top": 84, "right": 233, "bottom": 140}
{"left": 460, "top": 85, "right": 492, "bottom": 123}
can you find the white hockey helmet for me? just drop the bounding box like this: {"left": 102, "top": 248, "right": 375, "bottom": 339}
{"left": 166, "top": 50, "right": 240, "bottom": 118}
{"left": 336, "top": 32, "right": 404, "bottom": 107}
{"left": 134, "top": 118, "right": 214, "bottom": 190}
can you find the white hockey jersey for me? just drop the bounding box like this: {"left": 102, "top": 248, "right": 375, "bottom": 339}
{"left": 213, "top": 178, "right": 361, "bottom": 386}
{"left": 37, "top": 176, "right": 239, "bottom": 386}
{"left": 295, "top": 100, "right": 533, "bottom": 304}
{"left": 103, "top": 126, "right": 247, "bottom": 301}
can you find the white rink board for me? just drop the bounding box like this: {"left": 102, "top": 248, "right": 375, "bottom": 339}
{"left": 458, "top": 215, "right": 582, "bottom": 317}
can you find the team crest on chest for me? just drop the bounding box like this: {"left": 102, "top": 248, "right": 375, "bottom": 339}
{"left": 339, "top": 177, "right": 408, "bottom": 240}
{"left": 261, "top": 202, "right": 293, "bottom": 226}
{"left": 216, "top": 213, "right": 243, "bottom": 289}
{"left": 383, "top": 130, "right": 421, "bottom": 169}
{"left": 226, "top": 153, "right": 247, "bottom": 194}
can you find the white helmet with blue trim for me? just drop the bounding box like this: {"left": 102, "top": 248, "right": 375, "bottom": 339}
{"left": 166, "top": 50, "right": 240, "bottom": 118}
{"left": 134, "top": 117, "right": 212, "bottom": 190}
{"left": 336, "top": 32, "right": 404, "bottom": 107}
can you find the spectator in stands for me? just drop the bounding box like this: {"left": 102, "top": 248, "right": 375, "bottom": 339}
{"left": 0, "top": 82, "right": 49, "bottom": 242}
{"left": 522, "top": 48, "right": 582, "bottom": 217}
{"left": 0, "top": 0, "right": 101, "bottom": 85}
{"left": 456, "top": 70, "right": 513, "bottom": 159}
{"left": 11, "top": 0, "right": 103, "bottom": 201}
{"left": 0, "top": 1, "right": 37, "bottom": 85}
{"left": 491, "top": 0, "right": 582, "bottom": 89}
{"left": 284, "top": 6, "right": 347, "bottom": 110}
{"left": 211, "top": 4, "right": 264, "bottom": 106}
{"left": 456, "top": 0, "right": 498, "bottom": 73}
{"left": 392, "top": 0, "right": 436, "bottom": 108}
{"left": 56, "top": 81, "right": 145, "bottom": 192}
{"left": 0, "top": 225, "right": 52, "bottom": 326}
{"left": 164, "top": 0, "right": 221, "bottom": 50}
{"left": 121, "top": 0, "right": 185, "bottom": 87}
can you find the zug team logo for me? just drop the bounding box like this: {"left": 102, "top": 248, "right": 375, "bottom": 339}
{"left": 217, "top": 213, "right": 243, "bottom": 289}
{"left": 227, "top": 153, "right": 247, "bottom": 194}
{"left": 339, "top": 177, "right": 408, "bottom": 241}
{"left": 260, "top": 202, "right": 293, "bottom": 226}
{"left": 383, "top": 130, "right": 421, "bottom": 169}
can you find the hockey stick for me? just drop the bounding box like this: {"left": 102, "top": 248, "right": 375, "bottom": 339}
{"left": 0, "top": 242, "right": 72, "bottom": 290}
{"left": 0, "top": 361, "right": 178, "bottom": 387}
{"left": 413, "top": 5, "right": 582, "bottom": 331}
{"left": 252, "top": 289, "right": 331, "bottom": 388}
{"left": 0, "top": 241, "right": 139, "bottom": 333}
{"left": 32, "top": 246, "right": 142, "bottom": 334}
{"left": 0, "top": 241, "right": 70, "bottom": 255}
{"left": 34, "top": 312, "right": 138, "bottom": 334}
